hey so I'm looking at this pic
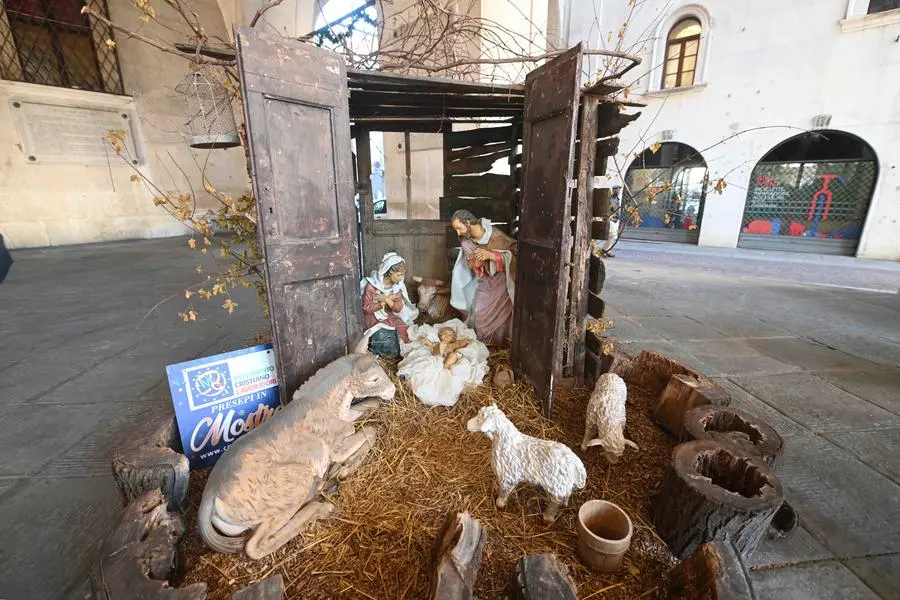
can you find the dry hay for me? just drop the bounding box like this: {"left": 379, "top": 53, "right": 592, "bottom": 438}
{"left": 179, "top": 353, "right": 677, "bottom": 599}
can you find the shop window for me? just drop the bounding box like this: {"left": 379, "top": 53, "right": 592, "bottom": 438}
{"left": 740, "top": 131, "right": 878, "bottom": 250}
{"left": 0, "top": 0, "right": 123, "bottom": 94}
{"left": 662, "top": 18, "right": 701, "bottom": 90}
{"left": 624, "top": 142, "right": 708, "bottom": 235}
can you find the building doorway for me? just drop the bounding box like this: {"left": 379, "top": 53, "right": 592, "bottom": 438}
{"left": 739, "top": 130, "right": 878, "bottom": 256}
{"left": 622, "top": 142, "right": 708, "bottom": 244}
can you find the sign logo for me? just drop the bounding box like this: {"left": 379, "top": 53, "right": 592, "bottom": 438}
{"left": 166, "top": 345, "right": 281, "bottom": 469}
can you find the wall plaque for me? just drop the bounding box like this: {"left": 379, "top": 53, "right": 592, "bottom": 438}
{"left": 9, "top": 100, "right": 141, "bottom": 165}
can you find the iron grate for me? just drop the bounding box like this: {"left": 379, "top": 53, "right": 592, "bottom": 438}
{"left": 1, "top": 0, "right": 123, "bottom": 94}
{"left": 742, "top": 161, "right": 876, "bottom": 241}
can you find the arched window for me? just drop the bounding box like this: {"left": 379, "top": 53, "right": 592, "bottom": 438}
{"left": 662, "top": 18, "right": 701, "bottom": 89}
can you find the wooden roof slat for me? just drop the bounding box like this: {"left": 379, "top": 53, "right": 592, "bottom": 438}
{"left": 347, "top": 69, "right": 525, "bottom": 95}
{"left": 349, "top": 90, "right": 524, "bottom": 108}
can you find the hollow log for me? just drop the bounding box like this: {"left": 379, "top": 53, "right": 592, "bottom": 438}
{"left": 90, "top": 489, "right": 207, "bottom": 600}
{"left": 667, "top": 541, "right": 756, "bottom": 600}
{"left": 429, "top": 512, "right": 486, "bottom": 600}
{"left": 682, "top": 406, "right": 784, "bottom": 469}
{"left": 112, "top": 413, "right": 189, "bottom": 511}
{"left": 654, "top": 374, "right": 731, "bottom": 437}
{"left": 513, "top": 554, "right": 577, "bottom": 600}
{"left": 234, "top": 575, "right": 285, "bottom": 600}
{"left": 630, "top": 351, "right": 707, "bottom": 395}
{"left": 653, "top": 440, "right": 784, "bottom": 560}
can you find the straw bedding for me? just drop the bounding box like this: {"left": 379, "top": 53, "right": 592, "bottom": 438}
{"left": 179, "top": 352, "right": 677, "bottom": 599}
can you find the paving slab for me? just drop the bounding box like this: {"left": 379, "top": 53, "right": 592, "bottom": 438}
{"left": 745, "top": 337, "right": 884, "bottom": 372}
{"left": 631, "top": 315, "right": 728, "bottom": 341}
{"left": 731, "top": 373, "right": 900, "bottom": 434}
{"left": 817, "top": 369, "right": 900, "bottom": 416}
{"left": 750, "top": 561, "right": 879, "bottom": 600}
{"left": 844, "top": 554, "right": 900, "bottom": 600}
{"left": 703, "top": 315, "right": 795, "bottom": 339}
{"left": 824, "top": 428, "right": 900, "bottom": 485}
{"left": 605, "top": 316, "right": 665, "bottom": 342}
{"left": 747, "top": 526, "right": 833, "bottom": 570}
{"left": 775, "top": 434, "right": 900, "bottom": 557}
{"left": 0, "top": 403, "right": 114, "bottom": 477}
{"left": 0, "top": 477, "right": 122, "bottom": 600}
{"left": 689, "top": 353, "right": 802, "bottom": 377}
{"left": 617, "top": 340, "right": 722, "bottom": 377}
{"left": 0, "top": 478, "right": 21, "bottom": 498}
{"left": 717, "top": 378, "right": 812, "bottom": 439}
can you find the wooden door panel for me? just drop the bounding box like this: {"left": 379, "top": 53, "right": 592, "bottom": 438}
{"left": 511, "top": 44, "right": 583, "bottom": 416}
{"left": 237, "top": 28, "right": 361, "bottom": 399}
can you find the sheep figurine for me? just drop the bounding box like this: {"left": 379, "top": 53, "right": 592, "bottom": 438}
{"left": 467, "top": 404, "right": 586, "bottom": 523}
{"left": 582, "top": 373, "right": 639, "bottom": 463}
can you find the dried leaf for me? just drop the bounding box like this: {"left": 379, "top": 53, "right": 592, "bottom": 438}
{"left": 204, "top": 182, "right": 217, "bottom": 194}
{"left": 713, "top": 177, "right": 728, "bottom": 194}
{"left": 105, "top": 39, "right": 116, "bottom": 48}
{"left": 130, "top": 174, "right": 141, "bottom": 182}
{"left": 184, "top": 290, "right": 193, "bottom": 299}
{"left": 223, "top": 298, "right": 238, "bottom": 314}
{"left": 649, "top": 142, "right": 662, "bottom": 154}
{"left": 188, "top": 238, "right": 197, "bottom": 249}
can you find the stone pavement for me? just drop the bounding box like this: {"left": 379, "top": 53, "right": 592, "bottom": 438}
{"left": 604, "top": 242, "right": 900, "bottom": 599}
{"left": 0, "top": 238, "right": 897, "bottom": 599}
{"left": 0, "top": 238, "right": 265, "bottom": 600}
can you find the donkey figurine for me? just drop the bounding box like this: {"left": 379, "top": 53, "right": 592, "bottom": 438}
{"left": 197, "top": 336, "right": 396, "bottom": 559}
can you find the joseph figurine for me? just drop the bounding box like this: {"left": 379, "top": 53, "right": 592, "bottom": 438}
{"left": 449, "top": 210, "right": 517, "bottom": 345}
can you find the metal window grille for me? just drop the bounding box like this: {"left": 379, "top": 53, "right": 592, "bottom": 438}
{"left": 0, "top": 0, "right": 124, "bottom": 94}
{"left": 741, "top": 161, "right": 877, "bottom": 241}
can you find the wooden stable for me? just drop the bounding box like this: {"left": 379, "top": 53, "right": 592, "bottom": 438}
{"left": 235, "top": 28, "right": 640, "bottom": 415}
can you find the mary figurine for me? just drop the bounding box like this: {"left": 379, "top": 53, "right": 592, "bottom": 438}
{"left": 360, "top": 252, "right": 419, "bottom": 357}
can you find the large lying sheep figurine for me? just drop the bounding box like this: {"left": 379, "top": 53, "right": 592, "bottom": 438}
{"left": 467, "top": 404, "right": 586, "bottom": 523}
{"left": 582, "top": 373, "right": 639, "bottom": 463}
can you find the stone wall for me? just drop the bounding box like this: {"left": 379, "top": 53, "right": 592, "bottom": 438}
{"left": 0, "top": 0, "right": 249, "bottom": 248}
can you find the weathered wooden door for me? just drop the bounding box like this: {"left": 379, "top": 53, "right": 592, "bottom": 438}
{"left": 511, "top": 44, "right": 583, "bottom": 416}
{"left": 236, "top": 28, "right": 362, "bottom": 400}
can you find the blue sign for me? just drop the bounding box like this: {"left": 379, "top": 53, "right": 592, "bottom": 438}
{"left": 166, "top": 344, "right": 282, "bottom": 468}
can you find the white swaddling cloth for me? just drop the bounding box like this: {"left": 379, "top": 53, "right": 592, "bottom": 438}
{"left": 398, "top": 319, "right": 489, "bottom": 407}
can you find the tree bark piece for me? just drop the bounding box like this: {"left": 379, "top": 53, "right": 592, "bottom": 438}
{"left": 667, "top": 541, "right": 757, "bottom": 600}
{"left": 683, "top": 406, "right": 784, "bottom": 469}
{"left": 654, "top": 374, "right": 731, "bottom": 438}
{"left": 113, "top": 413, "right": 190, "bottom": 511}
{"left": 653, "top": 440, "right": 784, "bottom": 560}
{"left": 234, "top": 575, "right": 285, "bottom": 600}
{"left": 429, "top": 512, "right": 486, "bottom": 600}
{"left": 630, "top": 350, "right": 708, "bottom": 395}
{"left": 513, "top": 554, "right": 577, "bottom": 600}
{"left": 91, "top": 489, "right": 207, "bottom": 600}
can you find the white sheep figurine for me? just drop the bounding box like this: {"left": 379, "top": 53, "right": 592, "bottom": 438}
{"left": 582, "top": 373, "right": 639, "bottom": 463}
{"left": 467, "top": 404, "right": 586, "bottom": 523}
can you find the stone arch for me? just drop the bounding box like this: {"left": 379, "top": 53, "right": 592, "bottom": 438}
{"left": 738, "top": 130, "right": 879, "bottom": 256}
{"left": 622, "top": 141, "right": 709, "bottom": 244}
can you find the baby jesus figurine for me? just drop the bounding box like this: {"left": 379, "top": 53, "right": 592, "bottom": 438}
{"left": 420, "top": 327, "right": 471, "bottom": 369}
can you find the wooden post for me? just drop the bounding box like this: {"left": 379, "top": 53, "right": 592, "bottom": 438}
{"left": 654, "top": 440, "right": 784, "bottom": 560}
{"left": 404, "top": 131, "right": 413, "bottom": 219}
{"left": 667, "top": 541, "right": 756, "bottom": 600}
{"left": 356, "top": 129, "right": 376, "bottom": 273}
{"left": 513, "top": 554, "right": 577, "bottom": 600}
{"left": 654, "top": 373, "right": 731, "bottom": 438}
{"left": 112, "top": 413, "right": 189, "bottom": 512}
{"left": 90, "top": 490, "right": 206, "bottom": 600}
{"left": 429, "top": 512, "right": 485, "bottom": 600}
{"left": 569, "top": 95, "right": 599, "bottom": 385}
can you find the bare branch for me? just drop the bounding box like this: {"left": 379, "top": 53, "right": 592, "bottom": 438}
{"left": 250, "top": 0, "right": 286, "bottom": 28}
